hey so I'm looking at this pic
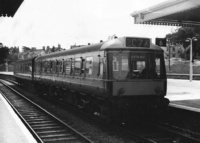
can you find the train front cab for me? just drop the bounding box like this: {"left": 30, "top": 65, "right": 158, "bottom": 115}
{"left": 103, "top": 42, "right": 169, "bottom": 114}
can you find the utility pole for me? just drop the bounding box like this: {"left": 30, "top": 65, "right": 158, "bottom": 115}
{"left": 185, "top": 37, "right": 197, "bottom": 82}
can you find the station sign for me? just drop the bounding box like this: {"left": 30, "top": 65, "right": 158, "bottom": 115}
{"left": 155, "top": 38, "right": 166, "bottom": 46}
{"left": 126, "top": 37, "right": 150, "bottom": 48}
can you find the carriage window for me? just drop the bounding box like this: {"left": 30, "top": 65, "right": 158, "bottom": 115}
{"left": 74, "top": 58, "right": 81, "bottom": 74}
{"left": 64, "top": 59, "right": 71, "bottom": 74}
{"left": 112, "top": 52, "right": 129, "bottom": 80}
{"left": 28, "top": 64, "right": 32, "bottom": 72}
{"left": 46, "top": 61, "right": 50, "bottom": 73}
{"left": 98, "top": 57, "right": 104, "bottom": 76}
{"left": 42, "top": 62, "right": 47, "bottom": 72}
{"left": 57, "top": 61, "right": 63, "bottom": 73}
{"left": 61, "top": 60, "right": 64, "bottom": 73}
{"left": 52, "top": 61, "right": 56, "bottom": 73}
{"left": 85, "top": 57, "right": 93, "bottom": 75}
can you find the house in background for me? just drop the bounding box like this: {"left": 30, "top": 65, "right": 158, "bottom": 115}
{"left": 18, "top": 47, "right": 45, "bottom": 60}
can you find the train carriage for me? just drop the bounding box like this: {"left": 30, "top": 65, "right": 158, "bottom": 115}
{"left": 14, "top": 57, "right": 35, "bottom": 86}
{"left": 14, "top": 36, "right": 169, "bottom": 123}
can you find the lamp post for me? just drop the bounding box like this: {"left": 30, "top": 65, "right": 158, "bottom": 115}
{"left": 4, "top": 59, "right": 10, "bottom": 72}
{"left": 185, "top": 37, "right": 197, "bottom": 82}
{"left": 167, "top": 38, "right": 171, "bottom": 71}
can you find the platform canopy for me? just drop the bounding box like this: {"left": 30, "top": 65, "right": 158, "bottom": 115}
{"left": 131, "top": 0, "right": 200, "bottom": 27}
{"left": 0, "top": 0, "right": 24, "bottom": 17}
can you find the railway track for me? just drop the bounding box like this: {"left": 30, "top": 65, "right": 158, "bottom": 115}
{"left": 119, "top": 118, "right": 200, "bottom": 143}
{"left": 1, "top": 78, "right": 200, "bottom": 143}
{"left": 0, "top": 79, "right": 93, "bottom": 143}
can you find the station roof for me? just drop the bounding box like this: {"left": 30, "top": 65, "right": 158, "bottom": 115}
{"left": 131, "top": 0, "right": 200, "bottom": 27}
{"left": 0, "top": 0, "right": 24, "bottom": 17}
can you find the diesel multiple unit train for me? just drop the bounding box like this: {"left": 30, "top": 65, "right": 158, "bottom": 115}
{"left": 14, "top": 36, "right": 169, "bottom": 122}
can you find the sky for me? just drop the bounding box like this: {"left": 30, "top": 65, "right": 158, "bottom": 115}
{"left": 0, "top": 0, "right": 177, "bottom": 51}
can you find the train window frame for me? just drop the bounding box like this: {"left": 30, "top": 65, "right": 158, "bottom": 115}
{"left": 61, "top": 59, "right": 64, "bottom": 74}
{"left": 85, "top": 57, "right": 93, "bottom": 75}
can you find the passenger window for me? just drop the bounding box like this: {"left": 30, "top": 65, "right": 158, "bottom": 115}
{"left": 57, "top": 61, "right": 62, "bottom": 73}
{"left": 52, "top": 61, "right": 56, "bottom": 73}
{"left": 50, "top": 61, "right": 53, "bottom": 73}
{"left": 97, "top": 56, "right": 104, "bottom": 76}
{"left": 61, "top": 60, "right": 64, "bottom": 73}
{"left": 85, "top": 57, "right": 93, "bottom": 75}
{"left": 81, "top": 59, "right": 85, "bottom": 75}
{"left": 42, "top": 62, "right": 46, "bottom": 72}
{"left": 64, "top": 59, "right": 71, "bottom": 74}
{"left": 74, "top": 58, "right": 81, "bottom": 74}
{"left": 46, "top": 61, "right": 50, "bottom": 73}
{"left": 71, "top": 59, "right": 74, "bottom": 75}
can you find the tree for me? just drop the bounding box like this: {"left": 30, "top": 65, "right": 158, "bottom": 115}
{"left": 166, "top": 27, "right": 200, "bottom": 60}
{"left": 8, "top": 47, "right": 19, "bottom": 63}
{"left": 0, "top": 46, "right": 9, "bottom": 64}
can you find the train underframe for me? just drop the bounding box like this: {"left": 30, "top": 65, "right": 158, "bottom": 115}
{"left": 33, "top": 81, "right": 169, "bottom": 124}
{"left": 15, "top": 77, "right": 169, "bottom": 124}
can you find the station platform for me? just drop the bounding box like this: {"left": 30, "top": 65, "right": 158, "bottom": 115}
{"left": 0, "top": 93, "right": 37, "bottom": 143}
{"left": 167, "top": 79, "right": 200, "bottom": 112}
{"left": 0, "top": 72, "right": 13, "bottom": 75}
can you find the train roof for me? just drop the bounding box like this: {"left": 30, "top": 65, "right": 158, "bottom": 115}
{"left": 101, "top": 37, "right": 162, "bottom": 50}
{"left": 35, "top": 42, "right": 105, "bottom": 60}
{"left": 35, "top": 36, "right": 163, "bottom": 60}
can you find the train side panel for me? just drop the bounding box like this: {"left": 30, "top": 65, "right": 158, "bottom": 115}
{"left": 34, "top": 50, "right": 107, "bottom": 97}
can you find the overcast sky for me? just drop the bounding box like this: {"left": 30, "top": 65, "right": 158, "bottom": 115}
{"left": 0, "top": 0, "right": 177, "bottom": 50}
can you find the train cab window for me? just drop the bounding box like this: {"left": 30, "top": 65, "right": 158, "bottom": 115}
{"left": 85, "top": 57, "right": 93, "bottom": 75}
{"left": 131, "top": 53, "right": 164, "bottom": 79}
{"left": 131, "top": 54, "right": 146, "bottom": 79}
{"left": 155, "top": 53, "right": 165, "bottom": 79}
{"left": 111, "top": 52, "right": 129, "bottom": 80}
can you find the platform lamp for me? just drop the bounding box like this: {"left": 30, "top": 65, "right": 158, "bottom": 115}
{"left": 4, "top": 59, "right": 10, "bottom": 72}
{"left": 166, "top": 38, "right": 171, "bottom": 71}
{"left": 185, "top": 37, "right": 197, "bottom": 82}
